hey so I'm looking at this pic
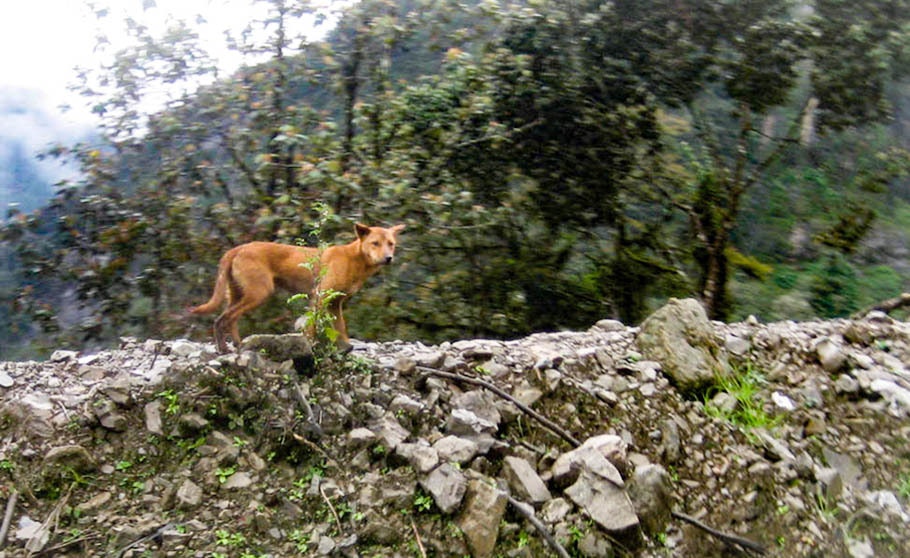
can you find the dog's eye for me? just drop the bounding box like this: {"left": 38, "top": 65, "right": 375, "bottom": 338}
{"left": 372, "top": 241, "right": 381, "bottom": 246}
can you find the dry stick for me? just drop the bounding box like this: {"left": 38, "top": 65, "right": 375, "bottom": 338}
{"left": 852, "top": 292, "right": 910, "bottom": 318}
{"left": 507, "top": 496, "right": 571, "bottom": 558}
{"left": 26, "top": 486, "right": 71, "bottom": 557}
{"left": 421, "top": 367, "right": 767, "bottom": 556}
{"left": 409, "top": 517, "right": 428, "bottom": 558}
{"left": 0, "top": 489, "right": 18, "bottom": 549}
{"left": 319, "top": 484, "right": 343, "bottom": 534}
{"left": 672, "top": 511, "right": 766, "bottom": 555}
{"left": 35, "top": 533, "right": 98, "bottom": 556}
{"left": 417, "top": 367, "right": 581, "bottom": 447}
{"left": 113, "top": 522, "right": 175, "bottom": 558}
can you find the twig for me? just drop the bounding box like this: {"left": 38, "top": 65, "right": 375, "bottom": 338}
{"left": 410, "top": 517, "right": 427, "bottom": 558}
{"left": 420, "top": 367, "right": 768, "bottom": 554}
{"left": 672, "top": 510, "right": 766, "bottom": 555}
{"left": 0, "top": 489, "right": 18, "bottom": 549}
{"left": 113, "top": 522, "right": 174, "bottom": 558}
{"left": 852, "top": 293, "right": 910, "bottom": 318}
{"left": 34, "top": 533, "right": 99, "bottom": 556}
{"left": 417, "top": 367, "right": 581, "bottom": 447}
{"left": 319, "top": 484, "right": 343, "bottom": 534}
{"left": 289, "top": 378, "right": 323, "bottom": 438}
{"left": 26, "top": 485, "right": 71, "bottom": 556}
{"left": 507, "top": 496, "right": 571, "bottom": 558}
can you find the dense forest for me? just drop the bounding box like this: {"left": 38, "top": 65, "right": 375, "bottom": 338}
{"left": 1, "top": 0, "right": 909, "bottom": 360}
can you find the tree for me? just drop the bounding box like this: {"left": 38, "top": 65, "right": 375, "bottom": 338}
{"left": 638, "top": 0, "right": 910, "bottom": 319}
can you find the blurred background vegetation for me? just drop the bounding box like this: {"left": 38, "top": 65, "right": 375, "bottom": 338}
{"left": 2, "top": 0, "right": 910, "bottom": 360}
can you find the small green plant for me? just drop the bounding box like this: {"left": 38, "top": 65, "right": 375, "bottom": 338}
{"left": 215, "top": 529, "right": 246, "bottom": 547}
{"left": 291, "top": 288, "right": 345, "bottom": 346}
{"left": 215, "top": 466, "right": 236, "bottom": 484}
{"left": 289, "top": 529, "right": 309, "bottom": 552}
{"left": 288, "top": 466, "right": 323, "bottom": 501}
{"left": 516, "top": 530, "right": 531, "bottom": 548}
{"left": 346, "top": 354, "right": 375, "bottom": 375}
{"left": 233, "top": 436, "right": 248, "bottom": 448}
{"left": 568, "top": 523, "right": 586, "bottom": 545}
{"left": 898, "top": 472, "right": 910, "bottom": 499}
{"left": 704, "top": 363, "right": 781, "bottom": 433}
{"left": 115, "top": 460, "right": 133, "bottom": 472}
{"left": 0, "top": 459, "right": 14, "bottom": 473}
{"left": 156, "top": 389, "right": 180, "bottom": 415}
{"left": 414, "top": 492, "right": 433, "bottom": 513}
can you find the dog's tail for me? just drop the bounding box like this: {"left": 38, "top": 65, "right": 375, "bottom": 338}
{"left": 188, "top": 249, "right": 234, "bottom": 315}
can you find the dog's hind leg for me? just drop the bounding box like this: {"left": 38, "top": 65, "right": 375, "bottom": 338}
{"left": 215, "top": 264, "right": 275, "bottom": 352}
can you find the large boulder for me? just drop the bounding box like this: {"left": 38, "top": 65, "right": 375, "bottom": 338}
{"left": 635, "top": 298, "right": 729, "bottom": 393}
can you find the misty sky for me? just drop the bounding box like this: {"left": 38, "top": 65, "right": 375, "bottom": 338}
{"left": 0, "top": 0, "right": 342, "bottom": 209}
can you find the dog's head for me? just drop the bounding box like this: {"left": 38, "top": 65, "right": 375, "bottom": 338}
{"left": 356, "top": 223, "right": 405, "bottom": 266}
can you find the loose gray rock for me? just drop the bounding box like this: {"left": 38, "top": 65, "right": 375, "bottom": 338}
{"left": 627, "top": 464, "right": 673, "bottom": 536}
{"left": 419, "top": 463, "right": 466, "bottom": 514}
{"left": 451, "top": 390, "right": 501, "bottom": 426}
{"left": 144, "top": 400, "right": 164, "bottom": 435}
{"left": 816, "top": 337, "right": 846, "bottom": 373}
{"left": 241, "top": 333, "right": 312, "bottom": 363}
{"left": 177, "top": 478, "right": 204, "bottom": 508}
{"left": 577, "top": 531, "right": 613, "bottom": 558}
{"left": 178, "top": 413, "right": 210, "bottom": 435}
{"left": 457, "top": 477, "right": 508, "bottom": 558}
{"left": 636, "top": 298, "right": 729, "bottom": 392}
{"left": 815, "top": 467, "right": 843, "bottom": 506}
{"left": 396, "top": 442, "right": 439, "bottom": 474}
{"left": 433, "top": 435, "right": 479, "bottom": 465}
{"left": 44, "top": 444, "right": 96, "bottom": 473}
{"left": 369, "top": 413, "right": 410, "bottom": 450}
{"left": 540, "top": 497, "right": 572, "bottom": 524}
{"left": 565, "top": 468, "right": 639, "bottom": 534}
{"left": 551, "top": 434, "right": 628, "bottom": 486}
{"left": 502, "top": 455, "right": 551, "bottom": 504}
{"left": 222, "top": 471, "right": 253, "bottom": 489}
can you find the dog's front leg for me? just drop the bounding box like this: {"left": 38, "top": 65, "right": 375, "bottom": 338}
{"left": 327, "top": 295, "right": 353, "bottom": 352}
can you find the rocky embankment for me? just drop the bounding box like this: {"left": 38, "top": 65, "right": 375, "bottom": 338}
{"left": 0, "top": 298, "right": 909, "bottom": 557}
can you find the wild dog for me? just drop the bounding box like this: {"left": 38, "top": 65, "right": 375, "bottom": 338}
{"left": 190, "top": 223, "right": 405, "bottom": 353}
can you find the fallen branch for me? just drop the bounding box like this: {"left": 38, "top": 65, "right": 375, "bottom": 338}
{"left": 508, "top": 495, "right": 571, "bottom": 558}
{"left": 319, "top": 484, "right": 343, "bottom": 534}
{"left": 26, "top": 485, "right": 71, "bottom": 556}
{"left": 410, "top": 517, "right": 427, "bottom": 558}
{"left": 34, "top": 533, "right": 99, "bottom": 556}
{"left": 417, "top": 367, "right": 581, "bottom": 447}
{"left": 113, "top": 522, "right": 175, "bottom": 558}
{"left": 672, "top": 511, "right": 766, "bottom": 555}
{"left": 419, "top": 367, "right": 768, "bottom": 554}
{"left": 0, "top": 489, "right": 18, "bottom": 549}
{"left": 289, "top": 377, "right": 320, "bottom": 433}
{"left": 852, "top": 292, "right": 910, "bottom": 318}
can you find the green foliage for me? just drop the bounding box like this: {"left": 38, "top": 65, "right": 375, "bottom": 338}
{"left": 1, "top": 0, "right": 909, "bottom": 357}
{"left": 899, "top": 471, "right": 910, "bottom": 499}
{"left": 704, "top": 363, "right": 781, "bottom": 433}
{"left": 809, "top": 253, "right": 860, "bottom": 318}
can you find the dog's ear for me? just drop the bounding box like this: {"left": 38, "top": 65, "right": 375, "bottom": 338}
{"left": 390, "top": 224, "right": 406, "bottom": 236}
{"left": 355, "top": 223, "right": 371, "bottom": 239}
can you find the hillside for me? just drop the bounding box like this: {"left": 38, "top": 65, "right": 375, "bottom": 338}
{"left": 0, "top": 299, "right": 908, "bottom": 557}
